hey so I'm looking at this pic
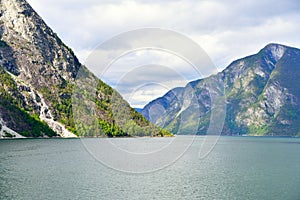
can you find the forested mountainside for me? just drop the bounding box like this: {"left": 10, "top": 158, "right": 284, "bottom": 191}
{"left": 142, "top": 44, "right": 300, "bottom": 136}
{"left": 0, "top": 0, "right": 170, "bottom": 138}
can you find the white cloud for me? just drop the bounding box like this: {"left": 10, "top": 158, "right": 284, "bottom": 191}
{"left": 97, "top": 51, "right": 194, "bottom": 107}
{"left": 27, "top": 0, "right": 300, "bottom": 107}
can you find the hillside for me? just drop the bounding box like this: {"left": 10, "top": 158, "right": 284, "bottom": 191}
{"left": 142, "top": 44, "right": 300, "bottom": 136}
{"left": 0, "top": 0, "right": 168, "bottom": 138}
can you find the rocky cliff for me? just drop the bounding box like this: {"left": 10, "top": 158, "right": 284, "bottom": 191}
{"left": 0, "top": 0, "right": 167, "bottom": 138}
{"left": 142, "top": 44, "right": 300, "bottom": 136}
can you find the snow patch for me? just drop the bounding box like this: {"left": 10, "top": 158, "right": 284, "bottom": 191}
{"left": 270, "top": 45, "right": 286, "bottom": 62}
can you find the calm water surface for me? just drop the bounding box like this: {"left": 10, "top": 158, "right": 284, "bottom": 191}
{"left": 0, "top": 136, "right": 300, "bottom": 200}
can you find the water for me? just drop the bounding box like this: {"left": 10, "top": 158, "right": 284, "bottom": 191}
{"left": 0, "top": 136, "right": 300, "bottom": 200}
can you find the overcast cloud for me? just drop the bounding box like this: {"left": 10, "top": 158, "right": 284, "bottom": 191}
{"left": 27, "top": 0, "right": 300, "bottom": 107}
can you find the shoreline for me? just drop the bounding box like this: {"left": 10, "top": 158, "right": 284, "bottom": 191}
{"left": 1, "top": 134, "right": 299, "bottom": 140}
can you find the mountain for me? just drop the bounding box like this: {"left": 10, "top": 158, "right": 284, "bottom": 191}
{"left": 0, "top": 0, "right": 169, "bottom": 138}
{"left": 142, "top": 43, "right": 300, "bottom": 136}
{"left": 134, "top": 108, "right": 143, "bottom": 113}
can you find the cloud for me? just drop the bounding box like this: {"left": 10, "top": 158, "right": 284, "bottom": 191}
{"left": 27, "top": 0, "right": 300, "bottom": 107}
{"left": 94, "top": 51, "right": 199, "bottom": 107}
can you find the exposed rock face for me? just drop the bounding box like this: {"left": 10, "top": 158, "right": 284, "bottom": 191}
{"left": 0, "top": 0, "right": 79, "bottom": 137}
{"left": 0, "top": 0, "right": 80, "bottom": 81}
{"left": 142, "top": 44, "right": 300, "bottom": 136}
{"left": 0, "top": 118, "right": 25, "bottom": 138}
{"left": 0, "top": 0, "right": 165, "bottom": 137}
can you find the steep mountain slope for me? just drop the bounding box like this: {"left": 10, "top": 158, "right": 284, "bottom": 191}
{"left": 0, "top": 0, "right": 168, "bottom": 138}
{"left": 142, "top": 44, "right": 300, "bottom": 136}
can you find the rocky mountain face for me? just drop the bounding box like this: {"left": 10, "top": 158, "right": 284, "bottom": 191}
{"left": 142, "top": 44, "right": 300, "bottom": 136}
{"left": 0, "top": 0, "right": 168, "bottom": 138}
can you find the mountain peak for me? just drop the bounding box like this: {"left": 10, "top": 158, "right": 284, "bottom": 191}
{"left": 261, "top": 43, "right": 287, "bottom": 62}
{"left": 0, "top": 0, "right": 80, "bottom": 82}
{"left": 0, "top": 0, "right": 47, "bottom": 39}
{"left": 0, "top": 0, "right": 169, "bottom": 138}
{"left": 142, "top": 43, "right": 300, "bottom": 136}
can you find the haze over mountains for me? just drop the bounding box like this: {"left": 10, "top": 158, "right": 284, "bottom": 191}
{"left": 0, "top": 0, "right": 168, "bottom": 138}
{"left": 142, "top": 44, "right": 300, "bottom": 136}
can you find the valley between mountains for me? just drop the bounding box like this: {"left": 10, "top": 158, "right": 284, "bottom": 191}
{"left": 1, "top": 0, "right": 300, "bottom": 138}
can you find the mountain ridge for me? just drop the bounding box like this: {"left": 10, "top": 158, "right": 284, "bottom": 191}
{"left": 142, "top": 43, "right": 300, "bottom": 136}
{"left": 0, "top": 0, "right": 170, "bottom": 138}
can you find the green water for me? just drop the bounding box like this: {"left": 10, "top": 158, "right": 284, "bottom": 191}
{"left": 0, "top": 136, "right": 299, "bottom": 199}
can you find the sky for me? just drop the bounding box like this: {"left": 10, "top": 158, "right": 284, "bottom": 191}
{"left": 27, "top": 0, "right": 300, "bottom": 108}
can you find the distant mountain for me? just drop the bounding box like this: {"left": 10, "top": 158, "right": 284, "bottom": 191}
{"left": 134, "top": 108, "right": 143, "bottom": 113}
{"left": 0, "top": 0, "right": 169, "bottom": 138}
{"left": 142, "top": 43, "right": 300, "bottom": 136}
